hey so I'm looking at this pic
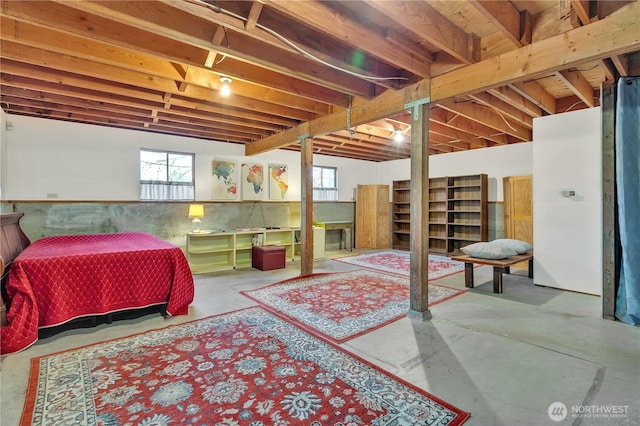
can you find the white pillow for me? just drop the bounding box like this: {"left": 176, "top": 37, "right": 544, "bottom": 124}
{"left": 492, "top": 239, "right": 533, "bottom": 254}
{"left": 461, "top": 242, "right": 518, "bottom": 259}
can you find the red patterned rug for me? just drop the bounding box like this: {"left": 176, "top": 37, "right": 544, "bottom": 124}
{"left": 240, "top": 269, "right": 464, "bottom": 343}
{"left": 21, "top": 307, "right": 470, "bottom": 425}
{"left": 336, "top": 251, "right": 465, "bottom": 278}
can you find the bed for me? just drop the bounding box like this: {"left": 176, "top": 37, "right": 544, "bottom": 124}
{"left": 0, "top": 212, "right": 194, "bottom": 355}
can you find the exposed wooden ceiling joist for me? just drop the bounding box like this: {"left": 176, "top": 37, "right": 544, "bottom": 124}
{"left": 1, "top": 0, "right": 637, "bottom": 162}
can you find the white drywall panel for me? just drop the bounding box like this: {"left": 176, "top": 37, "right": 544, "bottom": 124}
{"left": 532, "top": 108, "right": 602, "bottom": 295}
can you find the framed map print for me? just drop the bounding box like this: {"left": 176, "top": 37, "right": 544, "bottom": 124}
{"left": 268, "top": 163, "right": 289, "bottom": 200}
{"left": 241, "top": 162, "right": 265, "bottom": 201}
{"left": 211, "top": 160, "right": 238, "bottom": 200}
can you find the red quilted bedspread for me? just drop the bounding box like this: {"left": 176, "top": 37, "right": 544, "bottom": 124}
{"left": 1, "top": 232, "right": 194, "bottom": 355}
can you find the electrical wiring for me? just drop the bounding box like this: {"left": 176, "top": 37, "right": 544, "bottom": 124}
{"left": 191, "top": 0, "right": 408, "bottom": 83}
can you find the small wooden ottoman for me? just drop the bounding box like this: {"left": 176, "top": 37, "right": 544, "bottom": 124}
{"left": 252, "top": 246, "right": 286, "bottom": 271}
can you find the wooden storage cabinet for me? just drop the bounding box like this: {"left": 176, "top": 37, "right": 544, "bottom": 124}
{"left": 391, "top": 174, "right": 487, "bottom": 255}
{"left": 356, "top": 185, "right": 390, "bottom": 249}
{"left": 391, "top": 180, "right": 411, "bottom": 250}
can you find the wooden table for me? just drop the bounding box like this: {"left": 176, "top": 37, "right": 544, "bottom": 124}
{"left": 313, "top": 221, "right": 353, "bottom": 251}
{"left": 450, "top": 252, "right": 534, "bottom": 294}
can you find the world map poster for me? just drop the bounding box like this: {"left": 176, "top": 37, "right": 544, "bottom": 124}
{"left": 211, "top": 160, "right": 238, "bottom": 200}
{"left": 269, "top": 163, "right": 289, "bottom": 200}
{"left": 241, "top": 162, "right": 264, "bottom": 200}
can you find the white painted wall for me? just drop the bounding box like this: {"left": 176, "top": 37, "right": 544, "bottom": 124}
{"left": 2, "top": 115, "right": 533, "bottom": 203}
{"left": 0, "top": 109, "right": 6, "bottom": 201}
{"left": 376, "top": 142, "right": 533, "bottom": 201}
{"left": 533, "top": 108, "right": 602, "bottom": 295}
{"left": 2, "top": 115, "right": 376, "bottom": 201}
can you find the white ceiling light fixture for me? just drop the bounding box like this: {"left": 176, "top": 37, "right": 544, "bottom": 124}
{"left": 220, "top": 76, "right": 232, "bottom": 96}
{"left": 393, "top": 128, "right": 404, "bottom": 143}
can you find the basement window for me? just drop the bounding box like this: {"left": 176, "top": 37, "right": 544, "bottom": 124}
{"left": 140, "top": 149, "right": 195, "bottom": 201}
{"left": 313, "top": 166, "right": 338, "bottom": 201}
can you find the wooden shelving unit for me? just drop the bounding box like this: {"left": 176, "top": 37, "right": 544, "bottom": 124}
{"left": 186, "top": 232, "right": 235, "bottom": 273}
{"left": 391, "top": 174, "right": 487, "bottom": 254}
{"left": 186, "top": 228, "right": 299, "bottom": 274}
{"left": 391, "top": 180, "right": 411, "bottom": 250}
{"left": 428, "top": 177, "right": 448, "bottom": 254}
{"left": 446, "top": 174, "right": 488, "bottom": 254}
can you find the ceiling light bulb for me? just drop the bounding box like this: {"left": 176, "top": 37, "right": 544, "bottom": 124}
{"left": 393, "top": 129, "right": 404, "bottom": 143}
{"left": 220, "top": 76, "right": 232, "bottom": 96}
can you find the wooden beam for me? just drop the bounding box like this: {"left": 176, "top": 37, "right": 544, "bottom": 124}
{"left": 510, "top": 81, "right": 558, "bottom": 115}
{"left": 264, "top": 0, "right": 431, "bottom": 76}
{"left": 556, "top": 70, "right": 596, "bottom": 107}
{"left": 438, "top": 100, "right": 531, "bottom": 141}
{"left": 571, "top": 0, "right": 592, "bottom": 25}
{"left": 245, "top": 2, "right": 264, "bottom": 31}
{"left": 488, "top": 86, "right": 543, "bottom": 118}
{"left": 0, "top": 39, "right": 317, "bottom": 121}
{"left": 367, "top": 0, "right": 477, "bottom": 64}
{"left": 430, "top": 108, "right": 509, "bottom": 145}
{"left": 610, "top": 54, "right": 630, "bottom": 77}
{"left": 12, "top": 0, "right": 373, "bottom": 100}
{"left": 430, "top": 2, "right": 639, "bottom": 100}
{"left": 470, "top": 0, "right": 525, "bottom": 47}
{"left": 0, "top": 14, "right": 349, "bottom": 105}
{"left": 520, "top": 10, "right": 533, "bottom": 46}
{"left": 245, "top": 2, "right": 639, "bottom": 155}
{"left": 468, "top": 92, "right": 534, "bottom": 129}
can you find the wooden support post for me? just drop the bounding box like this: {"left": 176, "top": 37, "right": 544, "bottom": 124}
{"left": 601, "top": 85, "right": 617, "bottom": 320}
{"left": 300, "top": 135, "right": 314, "bottom": 276}
{"left": 407, "top": 101, "right": 432, "bottom": 320}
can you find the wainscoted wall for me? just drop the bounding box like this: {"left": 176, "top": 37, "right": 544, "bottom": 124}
{"left": 2, "top": 200, "right": 503, "bottom": 253}
{"left": 1, "top": 201, "right": 355, "bottom": 251}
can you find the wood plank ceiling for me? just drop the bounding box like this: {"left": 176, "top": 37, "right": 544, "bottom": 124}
{"left": 1, "top": 0, "right": 639, "bottom": 162}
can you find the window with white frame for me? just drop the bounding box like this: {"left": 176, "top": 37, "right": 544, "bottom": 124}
{"left": 140, "top": 149, "right": 195, "bottom": 200}
{"left": 313, "top": 165, "right": 338, "bottom": 200}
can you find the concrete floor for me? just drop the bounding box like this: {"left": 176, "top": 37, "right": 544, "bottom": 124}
{"left": 1, "top": 250, "right": 639, "bottom": 425}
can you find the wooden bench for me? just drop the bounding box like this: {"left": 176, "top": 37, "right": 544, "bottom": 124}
{"left": 450, "top": 251, "right": 533, "bottom": 294}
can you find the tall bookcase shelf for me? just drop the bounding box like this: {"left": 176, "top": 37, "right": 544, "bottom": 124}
{"left": 392, "top": 174, "right": 488, "bottom": 255}
{"left": 427, "top": 176, "right": 448, "bottom": 253}
{"left": 391, "top": 180, "right": 411, "bottom": 250}
{"left": 446, "top": 174, "right": 488, "bottom": 254}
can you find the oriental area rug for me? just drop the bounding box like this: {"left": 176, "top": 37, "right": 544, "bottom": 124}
{"left": 21, "top": 307, "right": 470, "bottom": 426}
{"left": 240, "top": 269, "right": 464, "bottom": 343}
{"left": 336, "top": 251, "right": 465, "bottom": 279}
